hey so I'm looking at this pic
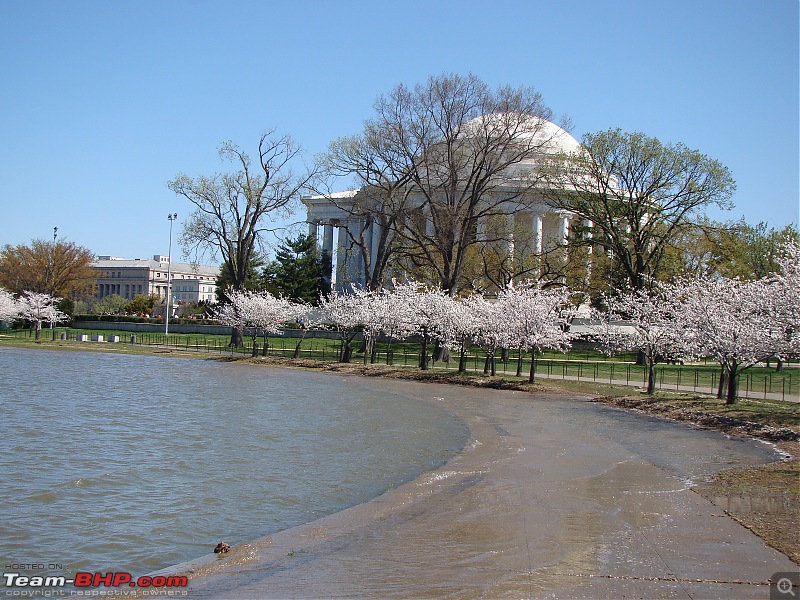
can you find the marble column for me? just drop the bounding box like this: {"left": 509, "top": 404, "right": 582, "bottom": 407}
{"left": 532, "top": 212, "right": 543, "bottom": 254}
{"left": 558, "top": 214, "right": 570, "bottom": 245}
{"left": 370, "top": 220, "right": 381, "bottom": 280}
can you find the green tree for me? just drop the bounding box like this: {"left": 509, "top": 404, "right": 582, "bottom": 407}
{"left": 125, "top": 294, "right": 159, "bottom": 315}
{"left": 545, "top": 129, "right": 736, "bottom": 292}
{"left": 215, "top": 255, "right": 264, "bottom": 303}
{"left": 262, "top": 234, "right": 330, "bottom": 304}
{"left": 700, "top": 219, "right": 797, "bottom": 280}
{"left": 94, "top": 294, "right": 127, "bottom": 315}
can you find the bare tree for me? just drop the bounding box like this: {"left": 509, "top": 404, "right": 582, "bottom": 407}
{"left": 320, "top": 73, "right": 567, "bottom": 295}
{"left": 168, "top": 131, "right": 313, "bottom": 346}
{"left": 317, "top": 124, "right": 415, "bottom": 290}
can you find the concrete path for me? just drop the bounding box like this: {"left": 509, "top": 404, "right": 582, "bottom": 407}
{"left": 154, "top": 379, "right": 798, "bottom": 599}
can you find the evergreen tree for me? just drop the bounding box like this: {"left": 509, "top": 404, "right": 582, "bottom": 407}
{"left": 215, "top": 255, "right": 264, "bottom": 303}
{"left": 262, "top": 234, "right": 330, "bottom": 304}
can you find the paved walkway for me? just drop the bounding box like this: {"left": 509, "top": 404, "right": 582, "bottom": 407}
{"left": 154, "top": 379, "right": 798, "bottom": 599}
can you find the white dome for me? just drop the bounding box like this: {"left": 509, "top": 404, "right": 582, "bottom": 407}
{"left": 461, "top": 113, "right": 581, "bottom": 180}
{"left": 462, "top": 113, "right": 580, "bottom": 155}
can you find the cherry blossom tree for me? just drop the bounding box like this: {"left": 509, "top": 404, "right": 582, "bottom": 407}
{"left": 17, "top": 291, "right": 66, "bottom": 340}
{"left": 592, "top": 286, "right": 687, "bottom": 394}
{"left": 673, "top": 276, "right": 786, "bottom": 403}
{"left": 318, "top": 290, "right": 367, "bottom": 363}
{"left": 215, "top": 288, "right": 303, "bottom": 355}
{"left": 387, "top": 281, "right": 452, "bottom": 370}
{"left": 466, "top": 294, "right": 510, "bottom": 376}
{"left": 0, "top": 288, "right": 20, "bottom": 323}
{"left": 770, "top": 242, "right": 800, "bottom": 360}
{"left": 436, "top": 295, "right": 479, "bottom": 374}
{"left": 500, "top": 283, "right": 573, "bottom": 383}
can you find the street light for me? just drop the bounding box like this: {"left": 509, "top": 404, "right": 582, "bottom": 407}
{"left": 52, "top": 227, "right": 58, "bottom": 340}
{"left": 165, "top": 213, "right": 178, "bottom": 335}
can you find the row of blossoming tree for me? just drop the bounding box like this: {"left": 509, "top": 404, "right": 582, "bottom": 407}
{"left": 213, "top": 243, "right": 798, "bottom": 403}
{"left": 0, "top": 290, "right": 67, "bottom": 339}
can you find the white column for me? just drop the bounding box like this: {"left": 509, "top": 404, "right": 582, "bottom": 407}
{"left": 584, "top": 220, "right": 593, "bottom": 285}
{"left": 307, "top": 221, "right": 318, "bottom": 239}
{"left": 336, "top": 224, "right": 349, "bottom": 290}
{"left": 584, "top": 220, "right": 593, "bottom": 254}
{"left": 506, "top": 213, "right": 515, "bottom": 256}
{"left": 370, "top": 220, "right": 381, "bottom": 279}
{"left": 322, "top": 224, "right": 334, "bottom": 257}
{"left": 532, "top": 212, "right": 543, "bottom": 254}
{"left": 558, "top": 214, "right": 570, "bottom": 245}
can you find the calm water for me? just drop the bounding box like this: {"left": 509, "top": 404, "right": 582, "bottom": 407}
{"left": 0, "top": 347, "right": 468, "bottom": 576}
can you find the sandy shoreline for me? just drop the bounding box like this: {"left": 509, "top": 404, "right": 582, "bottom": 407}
{"left": 148, "top": 372, "right": 796, "bottom": 599}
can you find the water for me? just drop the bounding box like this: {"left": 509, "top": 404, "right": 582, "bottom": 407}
{"left": 0, "top": 347, "right": 468, "bottom": 576}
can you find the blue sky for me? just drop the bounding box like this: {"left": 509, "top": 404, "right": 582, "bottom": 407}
{"left": 1, "top": 0, "right": 797, "bottom": 264}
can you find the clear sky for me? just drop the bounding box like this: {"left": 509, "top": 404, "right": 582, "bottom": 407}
{"left": 1, "top": 0, "right": 797, "bottom": 264}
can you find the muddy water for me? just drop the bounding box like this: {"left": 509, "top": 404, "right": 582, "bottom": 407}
{"left": 163, "top": 386, "right": 795, "bottom": 599}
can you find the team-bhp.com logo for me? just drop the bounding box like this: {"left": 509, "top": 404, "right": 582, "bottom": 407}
{"left": 4, "top": 571, "right": 187, "bottom": 590}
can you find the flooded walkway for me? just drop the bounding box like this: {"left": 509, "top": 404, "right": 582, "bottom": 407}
{"left": 159, "top": 380, "right": 796, "bottom": 599}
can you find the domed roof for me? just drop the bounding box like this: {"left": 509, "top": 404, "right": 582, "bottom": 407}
{"left": 461, "top": 113, "right": 581, "bottom": 181}
{"left": 462, "top": 113, "right": 580, "bottom": 155}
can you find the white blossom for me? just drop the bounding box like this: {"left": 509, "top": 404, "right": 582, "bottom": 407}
{"left": 17, "top": 291, "right": 66, "bottom": 339}
{"left": 0, "top": 288, "right": 20, "bottom": 323}
{"left": 673, "top": 275, "right": 786, "bottom": 403}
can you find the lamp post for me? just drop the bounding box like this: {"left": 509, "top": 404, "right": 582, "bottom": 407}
{"left": 165, "top": 213, "right": 177, "bottom": 335}
{"left": 52, "top": 227, "right": 58, "bottom": 340}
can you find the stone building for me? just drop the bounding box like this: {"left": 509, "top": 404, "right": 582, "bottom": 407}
{"left": 92, "top": 255, "right": 219, "bottom": 304}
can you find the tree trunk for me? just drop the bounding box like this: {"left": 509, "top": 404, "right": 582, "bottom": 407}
{"left": 725, "top": 364, "right": 738, "bottom": 405}
{"left": 35, "top": 321, "right": 41, "bottom": 340}
{"left": 419, "top": 334, "right": 429, "bottom": 370}
{"left": 229, "top": 326, "right": 243, "bottom": 348}
{"left": 251, "top": 341, "right": 259, "bottom": 357}
{"left": 528, "top": 351, "right": 537, "bottom": 383}
{"left": 262, "top": 335, "right": 268, "bottom": 356}
{"left": 458, "top": 343, "right": 467, "bottom": 374}
{"left": 646, "top": 361, "right": 656, "bottom": 395}
{"left": 483, "top": 355, "right": 490, "bottom": 375}
{"left": 341, "top": 338, "right": 353, "bottom": 363}
{"left": 293, "top": 340, "right": 302, "bottom": 359}
{"left": 717, "top": 368, "right": 727, "bottom": 399}
{"left": 516, "top": 348, "right": 523, "bottom": 377}
{"left": 490, "top": 353, "right": 497, "bottom": 376}
{"left": 776, "top": 358, "right": 784, "bottom": 373}
{"left": 433, "top": 340, "right": 450, "bottom": 362}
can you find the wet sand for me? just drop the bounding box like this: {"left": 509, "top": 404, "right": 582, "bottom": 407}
{"left": 157, "top": 376, "right": 796, "bottom": 599}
